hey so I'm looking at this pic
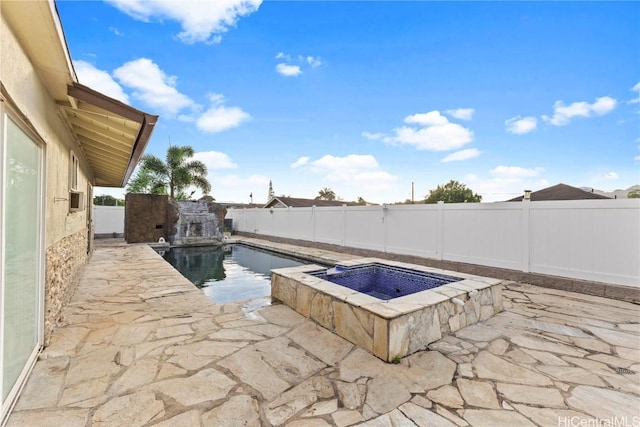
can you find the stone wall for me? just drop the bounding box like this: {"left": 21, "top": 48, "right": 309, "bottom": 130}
{"left": 171, "top": 200, "right": 226, "bottom": 246}
{"left": 44, "top": 229, "right": 88, "bottom": 344}
{"left": 125, "top": 194, "right": 226, "bottom": 246}
{"left": 124, "top": 194, "right": 170, "bottom": 243}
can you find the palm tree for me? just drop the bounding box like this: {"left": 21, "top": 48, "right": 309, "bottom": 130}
{"left": 137, "top": 145, "right": 211, "bottom": 199}
{"left": 316, "top": 187, "right": 336, "bottom": 201}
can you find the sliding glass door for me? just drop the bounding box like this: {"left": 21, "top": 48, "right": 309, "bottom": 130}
{"left": 1, "top": 113, "right": 44, "bottom": 420}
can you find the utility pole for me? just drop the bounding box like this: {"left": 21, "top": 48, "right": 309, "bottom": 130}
{"left": 411, "top": 181, "right": 415, "bottom": 204}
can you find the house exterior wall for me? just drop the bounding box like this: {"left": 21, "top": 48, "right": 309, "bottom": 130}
{"left": 1, "top": 12, "right": 91, "bottom": 342}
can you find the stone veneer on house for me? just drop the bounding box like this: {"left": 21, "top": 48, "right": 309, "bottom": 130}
{"left": 44, "top": 229, "right": 87, "bottom": 344}
{"left": 272, "top": 258, "right": 504, "bottom": 362}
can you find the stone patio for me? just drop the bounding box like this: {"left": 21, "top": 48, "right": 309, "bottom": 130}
{"left": 7, "top": 238, "right": 640, "bottom": 426}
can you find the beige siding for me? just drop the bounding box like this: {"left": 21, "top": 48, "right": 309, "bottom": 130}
{"left": 1, "top": 12, "right": 93, "bottom": 247}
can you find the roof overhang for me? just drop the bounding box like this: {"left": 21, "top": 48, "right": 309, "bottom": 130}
{"left": 2, "top": 0, "right": 158, "bottom": 187}
{"left": 61, "top": 83, "right": 158, "bottom": 187}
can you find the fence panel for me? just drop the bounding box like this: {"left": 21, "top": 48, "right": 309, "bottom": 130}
{"left": 529, "top": 200, "right": 639, "bottom": 286}
{"left": 342, "top": 206, "right": 386, "bottom": 251}
{"left": 313, "top": 207, "right": 346, "bottom": 245}
{"left": 93, "top": 205, "right": 124, "bottom": 235}
{"left": 441, "top": 203, "right": 523, "bottom": 270}
{"left": 385, "top": 205, "right": 440, "bottom": 258}
{"left": 225, "top": 200, "right": 640, "bottom": 287}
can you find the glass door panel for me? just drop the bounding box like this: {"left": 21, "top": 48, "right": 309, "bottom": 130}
{"left": 2, "top": 115, "right": 42, "bottom": 401}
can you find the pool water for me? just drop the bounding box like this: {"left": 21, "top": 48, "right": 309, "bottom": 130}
{"left": 163, "top": 245, "right": 305, "bottom": 304}
{"left": 310, "top": 263, "right": 462, "bottom": 300}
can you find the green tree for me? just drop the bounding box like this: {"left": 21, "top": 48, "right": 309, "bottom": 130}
{"left": 315, "top": 187, "right": 336, "bottom": 201}
{"left": 93, "top": 195, "right": 117, "bottom": 206}
{"left": 131, "top": 145, "right": 211, "bottom": 199}
{"left": 126, "top": 166, "right": 167, "bottom": 195}
{"left": 628, "top": 189, "right": 640, "bottom": 199}
{"left": 424, "top": 180, "right": 482, "bottom": 204}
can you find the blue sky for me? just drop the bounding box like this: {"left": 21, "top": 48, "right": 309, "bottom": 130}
{"left": 57, "top": 0, "right": 640, "bottom": 204}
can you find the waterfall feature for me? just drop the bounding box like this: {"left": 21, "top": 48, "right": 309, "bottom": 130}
{"left": 171, "top": 200, "right": 226, "bottom": 246}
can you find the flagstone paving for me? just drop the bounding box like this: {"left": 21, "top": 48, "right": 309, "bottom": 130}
{"left": 7, "top": 238, "right": 640, "bottom": 426}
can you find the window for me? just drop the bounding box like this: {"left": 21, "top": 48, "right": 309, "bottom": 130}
{"left": 70, "top": 151, "right": 78, "bottom": 191}
{"left": 69, "top": 191, "right": 84, "bottom": 211}
{"left": 69, "top": 152, "right": 83, "bottom": 211}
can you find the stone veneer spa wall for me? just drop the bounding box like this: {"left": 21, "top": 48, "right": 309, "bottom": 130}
{"left": 271, "top": 258, "right": 504, "bottom": 362}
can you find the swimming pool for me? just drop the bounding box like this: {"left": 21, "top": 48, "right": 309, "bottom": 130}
{"left": 163, "top": 244, "right": 305, "bottom": 304}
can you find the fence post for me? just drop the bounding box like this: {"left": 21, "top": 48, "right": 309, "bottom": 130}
{"left": 312, "top": 206, "right": 316, "bottom": 242}
{"left": 342, "top": 204, "right": 347, "bottom": 246}
{"left": 437, "top": 201, "right": 444, "bottom": 261}
{"left": 522, "top": 200, "right": 531, "bottom": 273}
{"left": 382, "top": 204, "right": 388, "bottom": 253}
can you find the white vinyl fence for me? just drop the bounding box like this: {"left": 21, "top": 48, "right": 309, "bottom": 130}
{"left": 93, "top": 205, "right": 125, "bottom": 236}
{"left": 227, "top": 200, "right": 640, "bottom": 287}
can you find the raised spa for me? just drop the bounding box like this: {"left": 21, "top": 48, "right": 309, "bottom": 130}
{"left": 310, "top": 263, "right": 462, "bottom": 300}
{"left": 271, "top": 258, "right": 503, "bottom": 362}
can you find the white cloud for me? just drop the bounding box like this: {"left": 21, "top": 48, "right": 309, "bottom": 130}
{"left": 590, "top": 97, "right": 617, "bottom": 115}
{"left": 404, "top": 111, "right": 449, "bottom": 126}
{"left": 542, "top": 96, "right": 617, "bottom": 126}
{"left": 306, "top": 56, "right": 322, "bottom": 67}
{"left": 362, "top": 131, "right": 384, "bottom": 140}
{"left": 445, "top": 108, "right": 474, "bottom": 121}
{"left": 441, "top": 148, "right": 481, "bottom": 163}
{"left": 505, "top": 116, "right": 537, "bottom": 134}
{"left": 274, "top": 52, "right": 321, "bottom": 76}
{"left": 105, "top": 0, "right": 261, "bottom": 44}
{"left": 491, "top": 165, "right": 545, "bottom": 178}
{"left": 108, "top": 26, "right": 124, "bottom": 36}
{"left": 375, "top": 110, "right": 474, "bottom": 152}
{"left": 74, "top": 60, "right": 129, "bottom": 103}
{"left": 463, "top": 166, "right": 548, "bottom": 202}
{"left": 628, "top": 82, "right": 640, "bottom": 104}
{"left": 206, "top": 173, "right": 269, "bottom": 202}
{"left": 196, "top": 93, "right": 251, "bottom": 132}
{"left": 592, "top": 171, "right": 619, "bottom": 182}
{"left": 193, "top": 151, "right": 238, "bottom": 169}
{"left": 297, "top": 154, "right": 397, "bottom": 190}
{"left": 276, "top": 63, "right": 302, "bottom": 77}
{"left": 216, "top": 174, "right": 269, "bottom": 187}
{"left": 113, "top": 58, "right": 194, "bottom": 116}
{"left": 290, "top": 157, "right": 310, "bottom": 168}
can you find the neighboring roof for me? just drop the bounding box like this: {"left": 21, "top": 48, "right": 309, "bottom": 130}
{"left": 2, "top": 0, "right": 158, "bottom": 187}
{"left": 264, "top": 197, "right": 363, "bottom": 208}
{"left": 507, "top": 183, "right": 612, "bottom": 202}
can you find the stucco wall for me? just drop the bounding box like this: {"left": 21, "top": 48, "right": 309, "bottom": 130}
{"left": 2, "top": 12, "right": 92, "bottom": 342}
{"left": 1, "top": 12, "right": 92, "bottom": 247}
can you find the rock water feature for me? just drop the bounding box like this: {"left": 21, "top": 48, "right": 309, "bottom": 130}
{"left": 170, "top": 199, "right": 227, "bottom": 246}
